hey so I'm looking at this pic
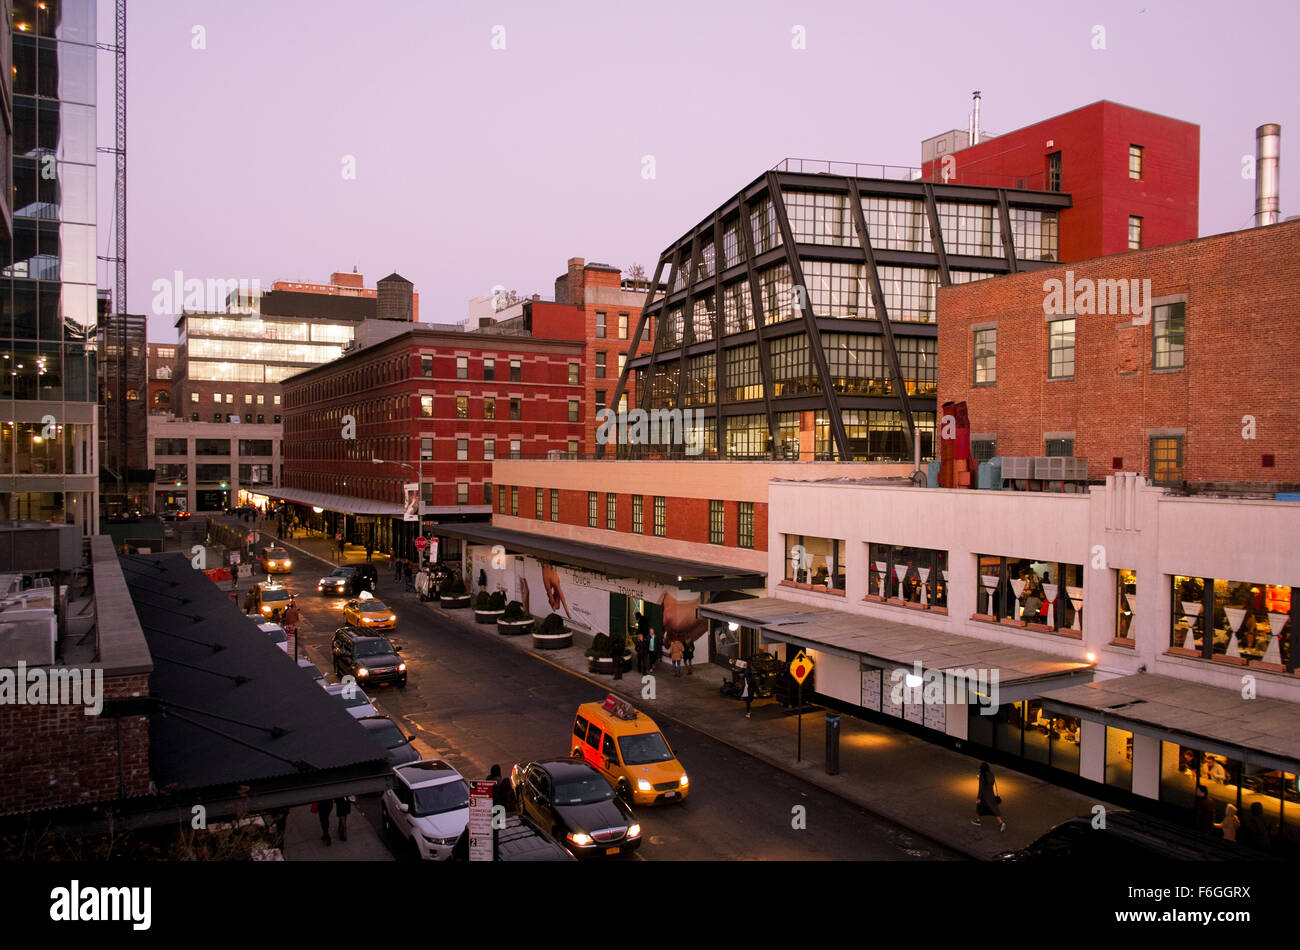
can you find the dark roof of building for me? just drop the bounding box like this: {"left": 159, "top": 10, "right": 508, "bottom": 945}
{"left": 259, "top": 290, "right": 376, "bottom": 321}
{"left": 377, "top": 272, "right": 412, "bottom": 284}
{"left": 118, "top": 553, "right": 390, "bottom": 794}
{"left": 432, "top": 523, "right": 764, "bottom": 591}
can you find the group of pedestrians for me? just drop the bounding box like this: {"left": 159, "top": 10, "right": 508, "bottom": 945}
{"left": 1196, "top": 784, "right": 1273, "bottom": 850}
{"left": 630, "top": 612, "right": 695, "bottom": 677}
{"left": 392, "top": 557, "right": 417, "bottom": 590}
{"left": 313, "top": 796, "right": 355, "bottom": 846}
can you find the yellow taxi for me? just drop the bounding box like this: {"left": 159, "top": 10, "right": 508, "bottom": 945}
{"left": 260, "top": 547, "right": 293, "bottom": 574}
{"left": 342, "top": 591, "right": 397, "bottom": 631}
{"left": 253, "top": 581, "right": 293, "bottom": 621}
{"left": 571, "top": 696, "right": 689, "bottom": 806}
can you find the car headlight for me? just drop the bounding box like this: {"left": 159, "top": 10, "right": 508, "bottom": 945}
{"left": 398, "top": 663, "right": 407, "bottom": 672}
{"left": 680, "top": 774, "right": 689, "bottom": 787}
{"left": 637, "top": 779, "right": 652, "bottom": 792}
{"left": 362, "top": 616, "right": 374, "bottom": 623}
{"left": 432, "top": 835, "right": 460, "bottom": 846}
{"left": 356, "top": 667, "right": 369, "bottom": 678}
{"left": 261, "top": 605, "right": 272, "bottom": 614}
{"left": 567, "top": 832, "right": 593, "bottom": 847}
{"left": 627, "top": 823, "right": 641, "bottom": 838}
{"left": 283, "top": 560, "right": 292, "bottom": 568}
{"left": 387, "top": 615, "right": 396, "bottom": 622}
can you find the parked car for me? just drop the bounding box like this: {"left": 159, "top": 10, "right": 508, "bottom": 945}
{"left": 381, "top": 759, "right": 470, "bottom": 860}
{"left": 316, "top": 563, "right": 378, "bottom": 596}
{"left": 331, "top": 626, "right": 406, "bottom": 688}
{"left": 997, "top": 811, "right": 1274, "bottom": 861}
{"left": 492, "top": 813, "right": 577, "bottom": 862}
{"left": 358, "top": 715, "right": 421, "bottom": 768}
{"left": 342, "top": 594, "right": 397, "bottom": 631}
{"left": 511, "top": 758, "right": 641, "bottom": 858}
{"left": 258, "top": 622, "right": 290, "bottom": 654}
{"left": 324, "top": 682, "right": 378, "bottom": 719}
{"left": 296, "top": 657, "right": 327, "bottom": 687}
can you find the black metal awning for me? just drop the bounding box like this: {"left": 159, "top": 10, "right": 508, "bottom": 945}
{"left": 434, "top": 523, "right": 765, "bottom": 592}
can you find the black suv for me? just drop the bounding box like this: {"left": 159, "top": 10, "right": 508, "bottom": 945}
{"left": 317, "top": 563, "right": 379, "bottom": 596}
{"left": 332, "top": 626, "right": 406, "bottom": 688}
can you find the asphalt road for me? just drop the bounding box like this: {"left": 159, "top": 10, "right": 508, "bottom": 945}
{"left": 236, "top": 527, "right": 963, "bottom": 861}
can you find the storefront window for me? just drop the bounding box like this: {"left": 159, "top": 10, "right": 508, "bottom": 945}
{"left": 1116, "top": 570, "right": 1137, "bottom": 640}
{"left": 867, "top": 542, "right": 948, "bottom": 609}
{"left": 979, "top": 702, "right": 1080, "bottom": 775}
{"left": 784, "top": 534, "right": 843, "bottom": 590}
{"left": 1105, "top": 726, "right": 1133, "bottom": 791}
{"left": 976, "top": 555, "right": 1082, "bottom": 632}
{"left": 1170, "top": 575, "right": 1292, "bottom": 667}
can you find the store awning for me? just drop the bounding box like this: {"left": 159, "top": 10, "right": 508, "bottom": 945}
{"left": 1041, "top": 674, "right": 1300, "bottom": 774}
{"left": 261, "top": 486, "right": 404, "bottom": 517}
{"left": 699, "top": 596, "right": 1096, "bottom": 700}
{"left": 434, "top": 523, "right": 765, "bottom": 592}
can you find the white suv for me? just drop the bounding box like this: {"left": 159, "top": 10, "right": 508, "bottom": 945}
{"left": 381, "top": 759, "right": 470, "bottom": 860}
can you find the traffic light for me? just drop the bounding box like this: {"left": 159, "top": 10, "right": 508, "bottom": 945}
{"left": 174, "top": 479, "right": 182, "bottom": 487}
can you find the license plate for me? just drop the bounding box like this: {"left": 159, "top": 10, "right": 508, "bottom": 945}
{"left": 606, "top": 846, "right": 620, "bottom": 855}
{"left": 663, "top": 791, "right": 677, "bottom": 799}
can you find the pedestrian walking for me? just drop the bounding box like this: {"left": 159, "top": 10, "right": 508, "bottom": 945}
{"left": 365, "top": 542, "right": 374, "bottom": 561}
{"left": 1238, "top": 801, "right": 1272, "bottom": 851}
{"left": 270, "top": 808, "right": 289, "bottom": 854}
{"left": 683, "top": 636, "right": 695, "bottom": 674}
{"left": 669, "top": 635, "right": 684, "bottom": 676}
{"left": 337, "top": 536, "right": 345, "bottom": 559}
{"left": 611, "top": 630, "right": 626, "bottom": 680}
{"left": 971, "top": 762, "right": 1006, "bottom": 831}
{"left": 315, "top": 798, "right": 334, "bottom": 846}
{"left": 395, "top": 558, "right": 404, "bottom": 581}
{"left": 1193, "top": 784, "right": 1215, "bottom": 833}
{"left": 1217, "top": 803, "right": 1240, "bottom": 842}
{"left": 646, "top": 627, "right": 658, "bottom": 673}
{"left": 403, "top": 561, "right": 414, "bottom": 588}
{"left": 242, "top": 588, "right": 256, "bottom": 615}
{"left": 488, "top": 764, "right": 516, "bottom": 813}
{"left": 335, "top": 795, "right": 353, "bottom": 842}
{"left": 478, "top": 568, "right": 488, "bottom": 590}
{"left": 741, "top": 667, "right": 754, "bottom": 718}
{"left": 283, "top": 601, "right": 301, "bottom": 640}
{"left": 635, "top": 631, "right": 648, "bottom": 676}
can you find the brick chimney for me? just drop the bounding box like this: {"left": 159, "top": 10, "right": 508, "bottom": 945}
{"left": 331, "top": 271, "right": 365, "bottom": 289}
{"left": 377, "top": 273, "right": 414, "bottom": 321}
{"left": 554, "top": 257, "right": 585, "bottom": 306}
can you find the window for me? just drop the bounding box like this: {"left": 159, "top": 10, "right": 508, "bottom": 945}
{"left": 606, "top": 493, "right": 617, "bottom": 530}
{"left": 1045, "top": 438, "right": 1074, "bottom": 457}
{"left": 455, "top": 356, "right": 468, "bottom": 379}
{"left": 456, "top": 396, "right": 468, "bottom": 418}
{"left": 972, "top": 437, "right": 996, "bottom": 462}
{"left": 1150, "top": 436, "right": 1184, "bottom": 485}
{"left": 536, "top": 488, "right": 544, "bottom": 520}
{"left": 484, "top": 396, "right": 495, "bottom": 419}
{"left": 568, "top": 399, "right": 579, "bottom": 423}
{"left": 190, "top": 392, "right": 199, "bottom": 403}
{"left": 1129, "top": 145, "right": 1143, "bottom": 180}
{"left": 653, "top": 496, "right": 666, "bottom": 537}
{"left": 274, "top": 395, "right": 281, "bottom": 405}
{"left": 595, "top": 352, "right": 607, "bottom": 379}
{"left": 510, "top": 359, "right": 522, "bottom": 382}
{"left": 709, "top": 500, "right": 724, "bottom": 545}
{"left": 509, "top": 439, "right": 521, "bottom": 460}
{"left": 457, "top": 438, "right": 468, "bottom": 461}
{"left": 245, "top": 394, "right": 253, "bottom": 405}
{"left": 974, "top": 328, "right": 997, "bottom": 384}
{"left": 595, "top": 390, "right": 607, "bottom": 412}
{"left": 1047, "top": 151, "right": 1062, "bottom": 192}
{"left": 1153, "top": 302, "right": 1185, "bottom": 369}
{"left": 1116, "top": 570, "right": 1137, "bottom": 640}
{"left": 588, "top": 492, "right": 598, "bottom": 528}
{"left": 867, "top": 542, "right": 949, "bottom": 608}
{"left": 1048, "top": 318, "right": 1075, "bottom": 379}
{"left": 195, "top": 439, "right": 230, "bottom": 456}
{"left": 595, "top": 312, "right": 607, "bottom": 339}
{"left": 213, "top": 393, "right": 221, "bottom": 404}
{"left": 974, "top": 555, "right": 1082, "bottom": 630}
{"left": 738, "top": 502, "right": 754, "bottom": 549}
{"left": 632, "top": 495, "right": 644, "bottom": 534}
{"left": 618, "top": 313, "right": 628, "bottom": 339}
{"left": 618, "top": 354, "right": 626, "bottom": 377}
{"left": 550, "top": 488, "right": 559, "bottom": 522}
{"left": 510, "top": 486, "right": 518, "bottom": 516}
{"left": 785, "top": 535, "right": 845, "bottom": 590}
{"left": 420, "top": 396, "right": 434, "bottom": 417}
{"left": 499, "top": 486, "right": 507, "bottom": 514}
{"left": 483, "top": 438, "right": 495, "bottom": 461}
{"left": 567, "top": 439, "right": 578, "bottom": 459}
{"left": 420, "top": 438, "right": 434, "bottom": 460}
{"left": 1169, "top": 575, "right": 1292, "bottom": 668}
{"left": 483, "top": 358, "right": 495, "bottom": 381}
{"left": 484, "top": 482, "right": 493, "bottom": 505}
{"left": 421, "top": 355, "right": 433, "bottom": 377}
{"left": 1128, "top": 215, "right": 1143, "bottom": 250}
{"left": 456, "top": 482, "right": 469, "bottom": 505}
{"left": 510, "top": 399, "right": 521, "bottom": 420}
{"left": 568, "top": 363, "right": 579, "bottom": 385}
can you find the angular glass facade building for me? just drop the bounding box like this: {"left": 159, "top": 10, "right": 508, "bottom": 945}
{"left": 1, "top": 0, "right": 98, "bottom": 529}
{"left": 608, "top": 164, "right": 1070, "bottom": 461}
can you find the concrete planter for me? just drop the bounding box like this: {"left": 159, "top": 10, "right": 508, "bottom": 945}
{"left": 586, "top": 652, "right": 634, "bottom": 675}
{"left": 474, "top": 609, "right": 505, "bottom": 625}
{"left": 440, "top": 594, "right": 471, "bottom": 610}
{"left": 532, "top": 628, "right": 572, "bottom": 650}
{"left": 497, "top": 616, "right": 534, "bottom": 636}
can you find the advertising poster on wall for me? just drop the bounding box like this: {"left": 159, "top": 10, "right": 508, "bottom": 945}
{"left": 466, "top": 546, "right": 710, "bottom": 647}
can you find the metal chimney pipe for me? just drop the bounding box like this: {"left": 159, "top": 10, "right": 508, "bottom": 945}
{"left": 1256, "top": 124, "right": 1280, "bottom": 227}
{"left": 972, "top": 91, "right": 982, "bottom": 146}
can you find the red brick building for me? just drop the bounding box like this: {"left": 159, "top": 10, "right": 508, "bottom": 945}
{"left": 938, "top": 218, "right": 1300, "bottom": 486}
{"left": 279, "top": 326, "right": 585, "bottom": 555}
{"left": 923, "top": 100, "right": 1199, "bottom": 263}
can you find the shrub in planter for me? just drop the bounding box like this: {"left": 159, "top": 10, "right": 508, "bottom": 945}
{"left": 531, "top": 611, "right": 571, "bottom": 650}
{"left": 440, "top": 574, "right": 470, "bottom": 608}
{"left": 475, "top": 590, "right": 491, "bottom": 611}
{"left": 585, "top": 632, "right": 632, "bottom": 675}
{"left": 497, "top": 600, "right": 534, "bottom": 636}
{"left": 473, "top": 588, "right": 505, "bottom": 624}
{"left": 488, "top": 590, "right": 506, "bottom": 611}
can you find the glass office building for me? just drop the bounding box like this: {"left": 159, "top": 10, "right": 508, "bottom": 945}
{"left": 0, "top": 0, "right": 98, "bottom": 530}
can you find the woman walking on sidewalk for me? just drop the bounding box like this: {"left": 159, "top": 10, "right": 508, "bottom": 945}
{"left": 741, "top": 668, "right": 755, "bottom": 718}
{"left": 971, "top": 762, "right": 1006, "bottom": 831}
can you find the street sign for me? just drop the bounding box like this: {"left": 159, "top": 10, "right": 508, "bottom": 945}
{"left": 335, "top": 533, "right": 342, "bottom": 541}
{"left": 790, "top": 650, "right": 814, "bottom": 685}
{"left": 229, "top": 552, "right": 241, "bottom": 566}
{"left": 402, "top": 483, "right": 419, "bottom": 522}
{"left": 414, "top": 536, "right": 428, "bottom": 551}
{"left": 468, "top": 780, "right": 496, "bottom": 862}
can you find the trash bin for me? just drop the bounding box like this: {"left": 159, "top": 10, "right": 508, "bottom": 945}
{"left": 825, "top": 713, "right": 840, "bottom": 775}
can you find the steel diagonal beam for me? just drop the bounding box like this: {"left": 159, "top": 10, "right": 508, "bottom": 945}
{"left": 601, "top": 254, "right": 668, "bottom": 458}
{"left": 737, "top": 190, "right": 780, "bottom": 459}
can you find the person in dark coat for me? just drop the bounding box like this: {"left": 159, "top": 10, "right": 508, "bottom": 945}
{"left": 635, "top": 631, "right": 649, "bottom": 675}
{"left": 971, "top": 762, "right": 1005, "bottom": 831}
{"left": 1237, "top": 801, "right": 1272, "bottom": 851}
{"left": 316, "top": 798, "right": 334, "bottom": 845}
{"left": 335, "top": 795, "right": 353, "bottom": 842}
{"left": 741, "top": 667, "right": 755, "bottom": 718}
{"left": 611, "top": 629, "right": 626, "bottom": 680}
{"left": 478, "top": 568, "right": 488, "bottom": 590}
{"left": 488, "top": 764, "right": 516, "bottom": 813}
{"left": 1192, "top": 784, "right": 1215, "bottom": 833}
{"left": 683, "top": 636, "right": 695, "bottom": 674}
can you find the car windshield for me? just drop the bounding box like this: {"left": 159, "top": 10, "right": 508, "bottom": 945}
{"left": 411, "top": 780, "right": 469, "bottom": 817}
{"left": 553, "top": 776, "right": 615, "bottom": 805}
{"left": 618, "top": 732, "right": 674, "bottom": 766}
{"left": 355, "top": 639, "right": 394, "bottom": 657}
{"left": 329, "top": 568, "right": 356, "bottom": 578}
{"left": 357, "top": 602, "right": 390, "bottom": 613}
{"left": 336, "top": 691, "right": 372, "bottom": 709}
{"left": 368, "top": 721, "right": 407, "bottom": 749}
{"left": 265, "top": 550, "right": 287, "bottom": 558}
{"left": 261, "top": 589, "right": 290, "bottom": 603}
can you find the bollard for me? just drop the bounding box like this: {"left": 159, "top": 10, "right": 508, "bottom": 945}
{"left": 825, "top": 713, "right": 840, "bottom": 775}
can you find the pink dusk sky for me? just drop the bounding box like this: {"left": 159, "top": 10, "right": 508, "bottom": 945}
{"left": 94, "top": 0, "right": 1300, "bottom": 342}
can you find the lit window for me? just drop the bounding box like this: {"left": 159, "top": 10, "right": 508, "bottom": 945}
{"left": 1129, "top": 145, "right": 1143, "bottom": 180}
{"left": 974, "top": 328, "right": 997, "bottom": 384}
{"left": 1048, "top": 319, "right": 1075, "bottom": 379}
{"left": 1128, "top": 215, "right": 1143, "bottom": 250}
{"left": 1153, "top": 302, "right": 1185, "bottom": 370}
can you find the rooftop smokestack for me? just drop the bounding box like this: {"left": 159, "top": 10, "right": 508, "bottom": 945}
{"left": 1256, "top": 124, "right": 1281, "bottom": 227}
{"left": 969, "top": 91, "right": 982, "bottom": 147}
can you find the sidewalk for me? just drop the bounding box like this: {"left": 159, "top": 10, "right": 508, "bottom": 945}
{"left": 279, "top": 801, "right": 394, "bottom": 862}
{"left": 264, "top": 526, "right": 1118, "bottom": 860}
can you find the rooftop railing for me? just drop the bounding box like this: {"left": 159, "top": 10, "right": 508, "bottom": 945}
{"left": 773, "top": 158, "right": 1050, "bottom": 191}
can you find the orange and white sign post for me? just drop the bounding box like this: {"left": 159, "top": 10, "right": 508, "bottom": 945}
{"left": 790, "top": 651, "right": 814, "bottom": 761}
